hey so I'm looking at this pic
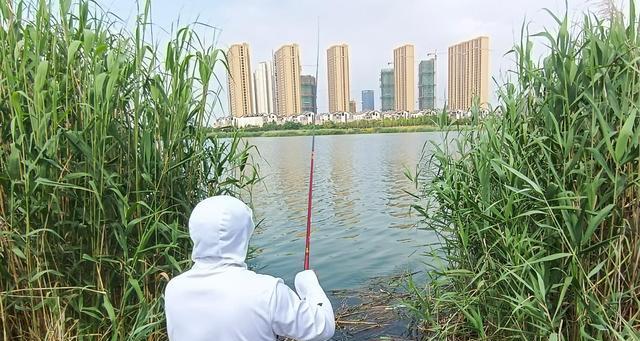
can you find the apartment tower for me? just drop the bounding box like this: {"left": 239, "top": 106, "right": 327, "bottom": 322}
{"left": 349, "top": 100, "right": 356, "bottom": 113}
{"left": 380, "top": 68, "right": 395, "bottom": 111}
{"left": 418, "top": 58, "right": 436, "bottom": 110}
{"left": 447, "top": 36, "right": 490, "bottom": 111}
{"left": 274, "top": 44, "right": 302, "bottom": 116}
{"left": 327, "top": 44, "right": 351, "bottom": 113}
{"left": 361, "top": 90, "right": 374, "bottom": 111}
{"left": 227, "top": 43, "right": 254, "bottom": 117}
{"left": 301, "top": 75, "right": 317, "bottom": 113}
{"left": 253, "top": 61, "right": 274, "bottom": 115}
{"left": 393, "top": 44, "right": 415, "bottom": 112}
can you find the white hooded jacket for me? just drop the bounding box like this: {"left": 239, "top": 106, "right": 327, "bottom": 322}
{"left": 164, "top": 196, "right": 335, "bottom": 341}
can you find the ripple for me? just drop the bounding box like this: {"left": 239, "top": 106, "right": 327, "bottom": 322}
{"left": 246, "top": 132, "right": 444, "bottom": 291}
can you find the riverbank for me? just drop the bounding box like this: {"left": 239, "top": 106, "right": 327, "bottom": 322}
{"left": 213, "top": 125, "right": 468, "bottom": 138}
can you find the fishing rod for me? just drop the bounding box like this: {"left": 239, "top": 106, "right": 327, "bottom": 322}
{"left": 304, "top": 18, "right": 320, "bottom": 270}
{"left": 303, "top": 125, "right": 315, "bottom": 270}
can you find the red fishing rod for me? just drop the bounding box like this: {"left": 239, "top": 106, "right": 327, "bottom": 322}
{"left": 303, "top": 131, "right": 315, "bottom": 270}
{"left": 304, "top": 18, "right": 320, "bottom": 271}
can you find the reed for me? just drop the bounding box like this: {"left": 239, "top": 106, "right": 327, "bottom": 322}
{"left": 0, "top": 0, "right": 258, "bottom": 339}
{"left": 408, "top": 4, "right": 640, "bottom": 340}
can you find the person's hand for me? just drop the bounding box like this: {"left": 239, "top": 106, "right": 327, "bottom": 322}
{"left": 295, "top": 269, "right": 319, "bottom": 288}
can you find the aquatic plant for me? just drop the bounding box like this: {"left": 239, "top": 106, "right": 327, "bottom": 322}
{"left": 0, "top": 0, "right": 258, "bottom": 339}
{"left": 408, "top": 3, "right": 640, "bottom": 340}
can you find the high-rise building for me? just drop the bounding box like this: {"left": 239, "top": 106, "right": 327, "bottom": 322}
{"left": 274, "top": 44, "right": 302, "bottom": 116}
{"left": 418, "top": 59, "right": 436, "bottom": 110}
{"left": 253, "top": 61, "right": 274, "bottom": 115}
{"left": 349, "top": 100, "right": 356, "bottom": 113}
{"left": 448, "top": 36, "right": 490, "bottom": 111}
{"left": 361, "top": 90, "right": 374, "bottom": 111}
{"left": 227, "top": 43, "right": 254, "bottom": 117}
{"left": 301, "top": 75, "right": 317, "bottom": 113}
{"left": 327, "top": 44, "right": 351, "bottom": 113}
{"left": 393, "top": 44, "right": 415, "bottom": 112}
{"left": 380, "top": 68, "right": 395, "bottom": 111}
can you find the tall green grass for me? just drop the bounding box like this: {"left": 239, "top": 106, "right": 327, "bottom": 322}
{"left": 0, "top": 0, "right": 258, "bottom": 339}
{"left": 408, "top": 4, "right": 640, "bottom": 340}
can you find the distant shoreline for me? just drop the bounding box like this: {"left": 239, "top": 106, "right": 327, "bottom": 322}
{"left": 213, "top": 125, "right": 469, "bottom": 138}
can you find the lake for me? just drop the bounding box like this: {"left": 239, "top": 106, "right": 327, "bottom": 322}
{"left": 248, "top": 132, "right": 443, "bottom": 293}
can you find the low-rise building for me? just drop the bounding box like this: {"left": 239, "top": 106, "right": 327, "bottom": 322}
{"left": 233, "top": 116, "right": 265, "bottom": 128}
{"left": 214, "top": 117, "right": 233, "bottom": 128}
{"left": 351, "top": 113, "right": 368, "bottom": 121}
{"left": 294, "top": 113, "right": 315, "bottom": 125}
{"left": 369, "top": 111, "right": 383, "bottom": 120}
{"left": 266, "top": 113, "right": 280, "bottom": 124}
{"left": 333, "top": 112, "right": 352, "bottom": 123}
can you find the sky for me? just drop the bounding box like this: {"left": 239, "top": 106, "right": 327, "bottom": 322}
{"left": 103, "top": 0, "right": 621, "bottom": 116}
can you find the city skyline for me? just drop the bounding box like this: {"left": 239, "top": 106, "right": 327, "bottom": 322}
{"left": 228, "top": 37, "right": 489, "bottom": 116}
{"left": 105, "top": 0, "right": 596, "bottom": 116}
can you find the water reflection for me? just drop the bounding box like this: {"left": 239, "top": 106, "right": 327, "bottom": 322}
{"left": 247, "top": 132, "right": 443, "bottom": 291}
{"left": 327, "top": 136, "right": 358, "bottom": 228}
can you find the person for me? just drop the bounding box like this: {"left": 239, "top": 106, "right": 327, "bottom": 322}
{"left": 164, "top": 195, "right": 335, "bottom": 341}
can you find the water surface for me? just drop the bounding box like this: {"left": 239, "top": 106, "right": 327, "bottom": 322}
{"left": 248, "top": 132, "right": 442, "bottom": 292}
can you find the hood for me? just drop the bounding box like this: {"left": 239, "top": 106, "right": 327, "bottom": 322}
{"left": 188, "top": 195, "right": 254, "bottom": 267}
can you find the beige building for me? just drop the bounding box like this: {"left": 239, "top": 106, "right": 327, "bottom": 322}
{"left": 447, "top": 36, "right": 490, "bottom": 111}
{"left": 349, "top": 100, "right": 356, "bottom": 113}
{"left": 274, "top": 44, "right": 302, "bottom": 116}
{"left": 327, "top": 44, "right": 351, "bottom": 113}
{"left": 253, "top": 61, "right": 274, "bottom": 115}
{"left": 227, "top": 43, "right": 254, "bottom": 117}
{"left": 393, "top": 44, "right": 415, "bottom": 112}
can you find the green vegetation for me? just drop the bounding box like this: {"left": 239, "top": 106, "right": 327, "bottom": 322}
{"left": 214, "top": 112, "right": 468, "bottom": 137}
{"left": 240, "top": 114, "right": 454, "bottom": 132}
{"left": 407, "top": 5, "right": 639, "bottom": 340}
{"left": 215, "top": 125, "right": 462, "bottom": 138}
{"left": 0, "top": 1, "right": 258, "bottom": 340}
